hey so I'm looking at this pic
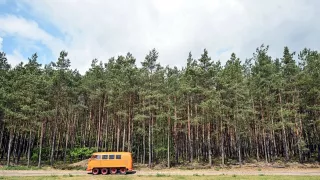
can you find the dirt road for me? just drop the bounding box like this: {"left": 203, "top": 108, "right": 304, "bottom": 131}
{"left": 1, "top": 168, "right": 320, "bottom": 177}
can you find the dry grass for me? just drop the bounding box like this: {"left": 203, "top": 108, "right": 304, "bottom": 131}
{"left": 69, "top": 159, "right": 88, "bottom": 167}
{"left": 1, "top": 175, "right": 320, "bottom": 180}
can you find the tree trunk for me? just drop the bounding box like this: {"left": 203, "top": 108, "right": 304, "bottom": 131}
{"left": 117, "top": 115, "right": 120, "bottom": 152}
{"left": 151, "top": 113, "right": 154, "bottom": 164}
{"left": 104, "top": 98, "right": 109, "bottom": 151}
{"left": 38, "top": 120, "right": 45, "bottom": 168}
{"left": 299, "top": 113, "right": 304, "bottom": 162}
{"left": 143, "top": 117, "right": 146, "bottom": 164}
{"left": 128, "top": 95, "right": 131, "bottom": 152}
{"left": 195, "top": 104, "right": 200, "bottom": 162}
{"left": 64, "top": 122, "right": 69, "bottom": 164}
{"left": 259, "top": 100, "right": 268, "bottom": 163}
{"left": 27, "top": 130, "right": 32, "bottom": 167}
{"left": 16, "top": 133, "right": 24, "bottom": 164}
{"left": 167, "top": 96, "right": 171, "bottom": 168}
{"left": 236, "top": 127, "right": 242, "bottom": 167}
{"left": 97, "top": 100, "right": 102, "bottom": 151}
{"left": 318, "top": 142, "right": 320, "bottom": 162}
{"left": 174, "top": 97, "right": 178, "bottom": 164}
{"left": 101, "top": 95, "right": 106, "bottom": 151}
{"left": 122, "top": 124, "right": 126, "bottom": 152}
{"left": 207, "top": 122, "right": 212, "bottom": 167}
{"left": 0, "top": 125, "right": 4, "bottom": 159}
{"left": 12, "top": 133, "right": 17, "bottom": 164}
{"left": 293, "top": 90, "right": 302, "bottom": 163}
{"left": 187, "top": 98, "right": 192, "bottom": 163}
{"left": 279, "top": 93, "right": 289, "bottom": 161}
{"left": 148, "top": 113, "right": 152, "bottom": 168}
{"left": 50, "top": 126, "right": 56, "bottom": 166}
{"left": 7, "top": 129, "right": 13, "bottom": 166}
{"left": 220, "top": 118, "right": 225, "bottom": 166}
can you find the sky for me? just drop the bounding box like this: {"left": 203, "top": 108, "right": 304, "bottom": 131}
{"left": 0, "top": 0, "right": 320, "bottom": 74}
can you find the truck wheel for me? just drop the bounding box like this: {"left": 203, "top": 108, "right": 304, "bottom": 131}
{"left": 92, "top": 168, "right": 99, "bottom": 175}
{"left": 119, "top": 167, "right": 126, "bottom": 175}
{"left": 101, "top": 168, "right": 108, "bottom": 175}
{"left": 110, "top": 168, "right": 117, "bottom": 174}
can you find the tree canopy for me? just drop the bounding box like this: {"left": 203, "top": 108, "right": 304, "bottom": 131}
{"left": 0, "top": 45, "right": 320, "bottom": 167}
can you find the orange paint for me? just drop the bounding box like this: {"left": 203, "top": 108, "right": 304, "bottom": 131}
{"left": 86, "top": 152, "right": 133, "bottom": 175}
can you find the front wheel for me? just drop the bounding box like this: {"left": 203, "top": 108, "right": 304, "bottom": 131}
{"left": 92, "top": 168, "right": 99, "bottom": 175}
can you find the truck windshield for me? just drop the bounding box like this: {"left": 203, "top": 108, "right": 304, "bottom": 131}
{"left": 91, "top": 155, "right": 102, "bottom": 159}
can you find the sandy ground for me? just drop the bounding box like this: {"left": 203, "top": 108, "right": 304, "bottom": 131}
{"left": 1, "top": 167, "right": 320, "bottom": 177}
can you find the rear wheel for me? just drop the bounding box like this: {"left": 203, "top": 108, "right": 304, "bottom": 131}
{"left": 92, "top": 168, "right": 99, "bottom": 175}
{"left": 110, "top": 168, "right": 117, "bottom": 174}
{"left": 119, "top": 167, "right": 126, "bottom": 175}
{"left": 101, "top": 168, "right": 108, "bottom": 175}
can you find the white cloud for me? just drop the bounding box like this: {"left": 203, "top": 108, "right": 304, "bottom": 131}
{"left": 0, "top": 36, "right": 27, "bottom": 67}
{"left": 3, "top": 0, "right": 320, "bottom": 73}
{"left": 6, "top": 50, "right": 27, "bottom": 67}
{"left": 0, "top": 14, "right": 66, "bottom": 60}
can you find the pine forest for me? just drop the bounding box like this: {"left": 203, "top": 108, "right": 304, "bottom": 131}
{"left": 0, "top": 44, "right": 320, "bottom": 168}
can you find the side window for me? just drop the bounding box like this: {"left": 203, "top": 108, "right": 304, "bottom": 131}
{"left": 109, "top": 155, "right": 114, "bottom": 159}
{"left": 102, "top": 155, "right": 108, "bottom": 159}
{"left": 96, "top": 155, "right": 102, "bottom": 160}
{"left": 116, "top": 155, "right": 121, "bottom": 159}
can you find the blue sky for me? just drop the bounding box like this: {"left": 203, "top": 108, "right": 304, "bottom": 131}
{"left": 0, "top": 0, "right": 61, "bottom": 65}
{"left": 1, "top": 0, "right": 320, "bottom": 74}
{"left": 0, "top": 1, "right": 44, "bottom": 63}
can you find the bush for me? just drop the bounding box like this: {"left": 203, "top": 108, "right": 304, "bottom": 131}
{"left": 70, "top": 147, "right": 95, "bottom": 160}
{"left": 31, "top": 147, "right": 51, "bottom": 161}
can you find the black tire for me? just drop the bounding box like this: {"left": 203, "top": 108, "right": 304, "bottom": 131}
{"left": 101, "top": 168, "right": 108, "bottom": 175}
{"left": 119, "top": 167, "right": 126, "bottom": 175}
{"left": 92, "top": 168, "right": 99, "bottom": 175}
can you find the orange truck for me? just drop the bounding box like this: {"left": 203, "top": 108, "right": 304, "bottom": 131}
{"left": 86, "top": 152, "right": 133, "bottom": 175}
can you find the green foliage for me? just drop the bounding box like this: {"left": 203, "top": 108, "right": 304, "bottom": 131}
{"left": 32, "top": 147, "right": 51, "bottom": 161}
{"left": 70, "top": 147, "right": 95, "bottom": 160}
{"left": 1, "top": 45, "right": 320, "bottom": 169}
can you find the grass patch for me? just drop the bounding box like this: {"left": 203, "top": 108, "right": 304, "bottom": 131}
{"left": 0, "top": 166, "right": 41, "bottom": 170}
{"left": 64, "top": 173, "right": 73, "bottom": 177}
{"left": 53, "top": 164, "right": 84, "bottom": 170}
{"left": 1, "top": 175, "right": 320, "bottom": 180}
{"left": 0, "top": 175, "right": 319, "bottom": 180}
{"left": 156, "top": 173, "right": 169, "bottom": 177}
